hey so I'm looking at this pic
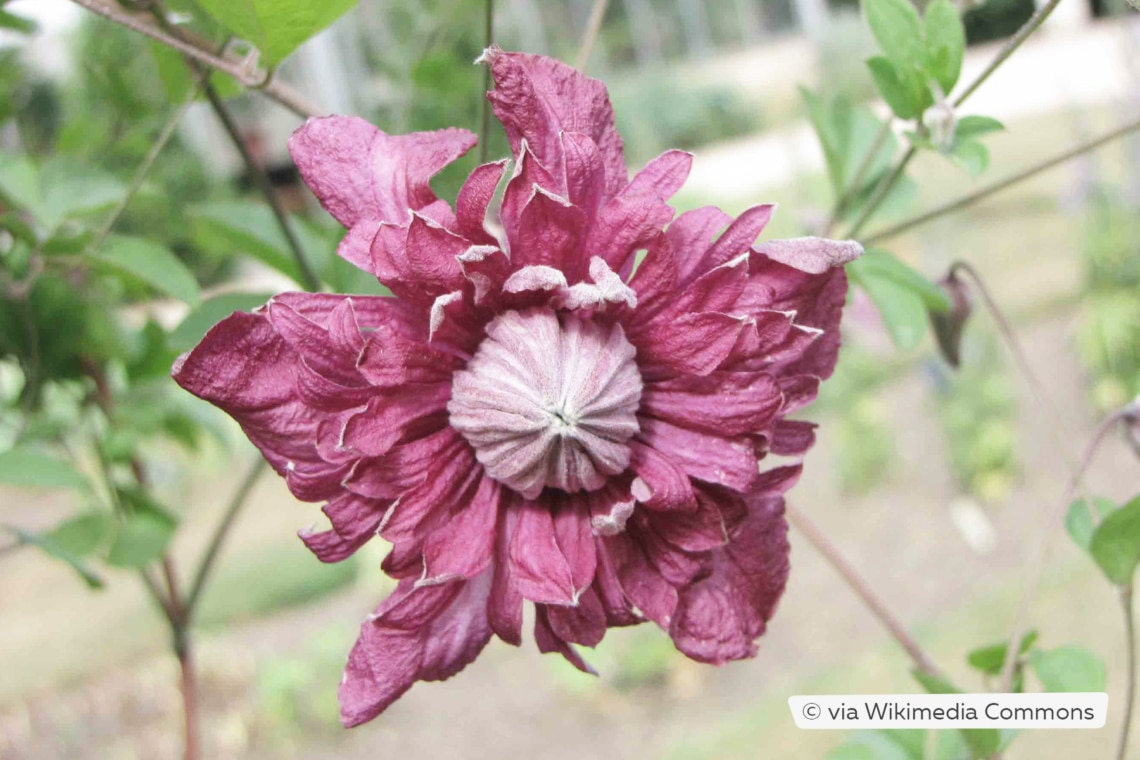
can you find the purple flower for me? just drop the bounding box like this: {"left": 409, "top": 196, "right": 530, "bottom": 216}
{"left": 173, "top": 48, "right": 861, "bottom": 727}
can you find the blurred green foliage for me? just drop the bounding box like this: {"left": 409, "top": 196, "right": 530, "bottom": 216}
{"left": 1078, "top": 190, "right": 1140, "bottom": 411}
{"left": 933, "top": 334, "right": 1019, "bottom": 503}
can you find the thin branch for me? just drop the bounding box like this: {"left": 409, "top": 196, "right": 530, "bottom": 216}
{"left": 787, "top": 504, "right": 945, "bottom": 678}
{"left": 479, "top": 0, "right": 494, "bottom": 164}
{"left": 184, "top": 458, "right": 266, "bottom": 619}
{"left": 864, "top": 115, "right": 1140, "bottom": 245}
{"left": 949, "top": 261, "right": 1058, "bottom": 424}
{"left": 825, "top": 117, "right": 894, "bottom": 235}
{"left": 847, "top": 146, "right": 915, "bottom": 238}
{"left": 576, "top": 0, "right": 611, "bottom": 72}
{"left": 952, "top": 0, "right": 1064, "bottom": 107}
{"left": 203, "top": 81, "right": 322, "bottom": 291}
{"left": 1119, "top": 585, "right": 1136, "bottom": 760}
{"left": 996, "top": 405, "right": 1133, "bottom": 691}
{"left": 68, "top": 0, "right": 321, "bottom": 119}
{"left": 87, "top": 80, "right": 204, "bottom": 257}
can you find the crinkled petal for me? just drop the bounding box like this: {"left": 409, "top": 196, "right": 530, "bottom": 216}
{"left": 339, "top": 572, "right": 492, "bottom": 727}
{"left": 669, "top": 494, "right": 789, "bottom": 664}
{"left": 289, "top": 115, "right": 475, "bottom": 230}
{"left": 485, "top": 48, "right": 626, "bottom": 200}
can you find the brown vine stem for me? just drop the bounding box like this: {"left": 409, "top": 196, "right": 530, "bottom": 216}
{"left": 575, "top": 0, "right": 611, "bottom": 72}
{"left": 786, "top": 504, "right": 945, "bottom": 678}
{"left": 67, "top": 0, "right": 321, "bottom": 118}
{"left": 844, "top": 0, "right": 1065, "bottom": 239}
{"left": 996, "top": 405, "right": 1134, "bottom": 692}
{"left": 202, "top": 81, "right": 323, "bottom": 291}
{"left": 478, "top": 0, "right": 494, "bottom": 163}
{"left": 863, "top": 114, "right": 1140, "bottom": 246}
{"left": 1119, "top": 584, "right": 1136, "bottom": 760}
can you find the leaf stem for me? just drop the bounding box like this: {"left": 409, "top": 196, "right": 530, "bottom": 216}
{"left": 183, "top": 458, "right": 266, "bottom": 620}
{"left": 863, "top": 115, "right": 1140, "bottom": 245}
{"left": 995, "top": 405, "right": 1134, "bottom": 691}
{"left": 786, "top": 504, "right": 946, "bottom": 678}
{"left": 67, "top": 0, "right": 321, "bottom": 118}
{"left": 202, "top": 81, "right": 323, "bottom": 291}
{"left": 576, "top": 0, "right": 611, "bottom": 72}
{"left": 846, "top": 146, "right": 915, "bottom": 238}
{"left": 87, "top": 78, "right": 204, "bottom": 258}
{"left": 824, "top": 117, "right": 894, "bottom": 235}
{"left": 1119, "top": 584, "right": 1136, "bottom": 760}
{"left": 479, "top": 0, "right": 494, "bottom": 164}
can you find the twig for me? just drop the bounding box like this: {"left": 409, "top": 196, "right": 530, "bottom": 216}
{"left": 825, "top": 117, "right": 894, "bottom": 235}
{"left": 87, "top": 79, "right": 204, "bottom": 257}
{"left": 576, "top": 0, "right": 611, "bottom": 72}
{"left": 787, "top": 504, "right": 945, "bottom": 678}
{"left": 863, "top": 115, "right": 1140, "bottom": 245}
{"left": 996, "top": 406, "right": 1133, "bottom": 691}
{"left": 183, "top": 458, "right": 266, "bottom": 619}
{"left": 952, "top": 0, "right": 1064, "bottom": 107}
{"left": 479, "top": 0, "right": 494, "bottom": 164}
{"left": 68, "top": 0, "right": 322, "bottom": 118}
{"left": 847, "top": 146, "right": 915, "bottom": 238}
{"left": 1119, "top": 585, "right": 1136, "bottom": 760}
{"left": 949, "top": 261, "right": 1058, "bottom": 422}
{"left": 202, "top": 82, "right": 322, "bottom": 291}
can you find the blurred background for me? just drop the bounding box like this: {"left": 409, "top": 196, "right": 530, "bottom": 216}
{"left": 0, "top": 0, "right": 1139, "bottom": 757}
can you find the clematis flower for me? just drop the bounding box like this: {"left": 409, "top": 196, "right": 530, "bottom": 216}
{"left": 173, "top": 48, "right": 862, "bottom": 727}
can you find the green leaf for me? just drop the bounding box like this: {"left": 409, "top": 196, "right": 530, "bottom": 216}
{"left": 1030, "top": 646, "right": 1107, "bottom": 692}
{"left": 46, "top": 513, "right": 114, "bottom": 557}
{"left": 852, "top": 268, "right": 927, "bottom": 349}
{"left": 924, "top": 0, "right": 965, "bottom": 93}
{"left": 1089, "top": 495, "right": 1140, "bottom": 583}
{"left": 856, "top": 248, "right": 952, "bottom": 311}
{"left": 149, "top": 42, "right": 243, "bottom": 103}
{"left": 948, "top": 140, "right": 989, "bottom": 177}
{"left": 955, "top": 115, "right": 1005, "bottom": 141}
{"left": 0, "top": 447, "right": 89, "bottom": 490}
{"left": 6, "top": 526, "right": 104, "bottom": 588}
{"left": 0, "top": 152, "right": 43, "bottom": 220}
{"left": 90, "top": 235, "right": 201, "bottom": 306}
{"left": 967, "top": 630, "right": 1038, "bottom": 675}
{"left": 190, "top": 201, "right": 326, "bottom": 285}
{"left": 849, "top": 248, "right": 952, "bottom": 349}
{"left": 867, "top": 57, "right": 923, "bottom": 119}
{"left": 38, "top": 161, "right": 124, "bottom": 230}
{"left": 194, "top": 0, "right": 360, "bottom": 65}
{"left": 1066, "top": 497, "right": 1118, "bottom": 553}
{"left": 106, "top": 508, "right": 177, "bottom": 568}
{"left": 801, "top": 87, "right": 848, "bottom": 198}
{"left": 169, "top": 291, "right": 275, "bottom": 353}
{"left": 864, "top": 0, "right": 925, "bottom": 74}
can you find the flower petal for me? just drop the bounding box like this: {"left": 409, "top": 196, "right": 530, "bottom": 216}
{"left": 339, "top": 572, "right": 492, "bottom": 727}
{"left": 289, "top": 116, "right": 475, "bottom": 229}
{"left": 507, "top": 499, "right": 578, "bottom": 605}
{"left": 669, "top": 494, "right": 789, "bottom": 664}
{"left": 485, "top": 48, "right": 627, "bottom": 200}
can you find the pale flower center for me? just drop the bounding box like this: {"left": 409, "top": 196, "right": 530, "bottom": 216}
{"left": 448, "top": 308, "right": 642, "bottom": 499}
